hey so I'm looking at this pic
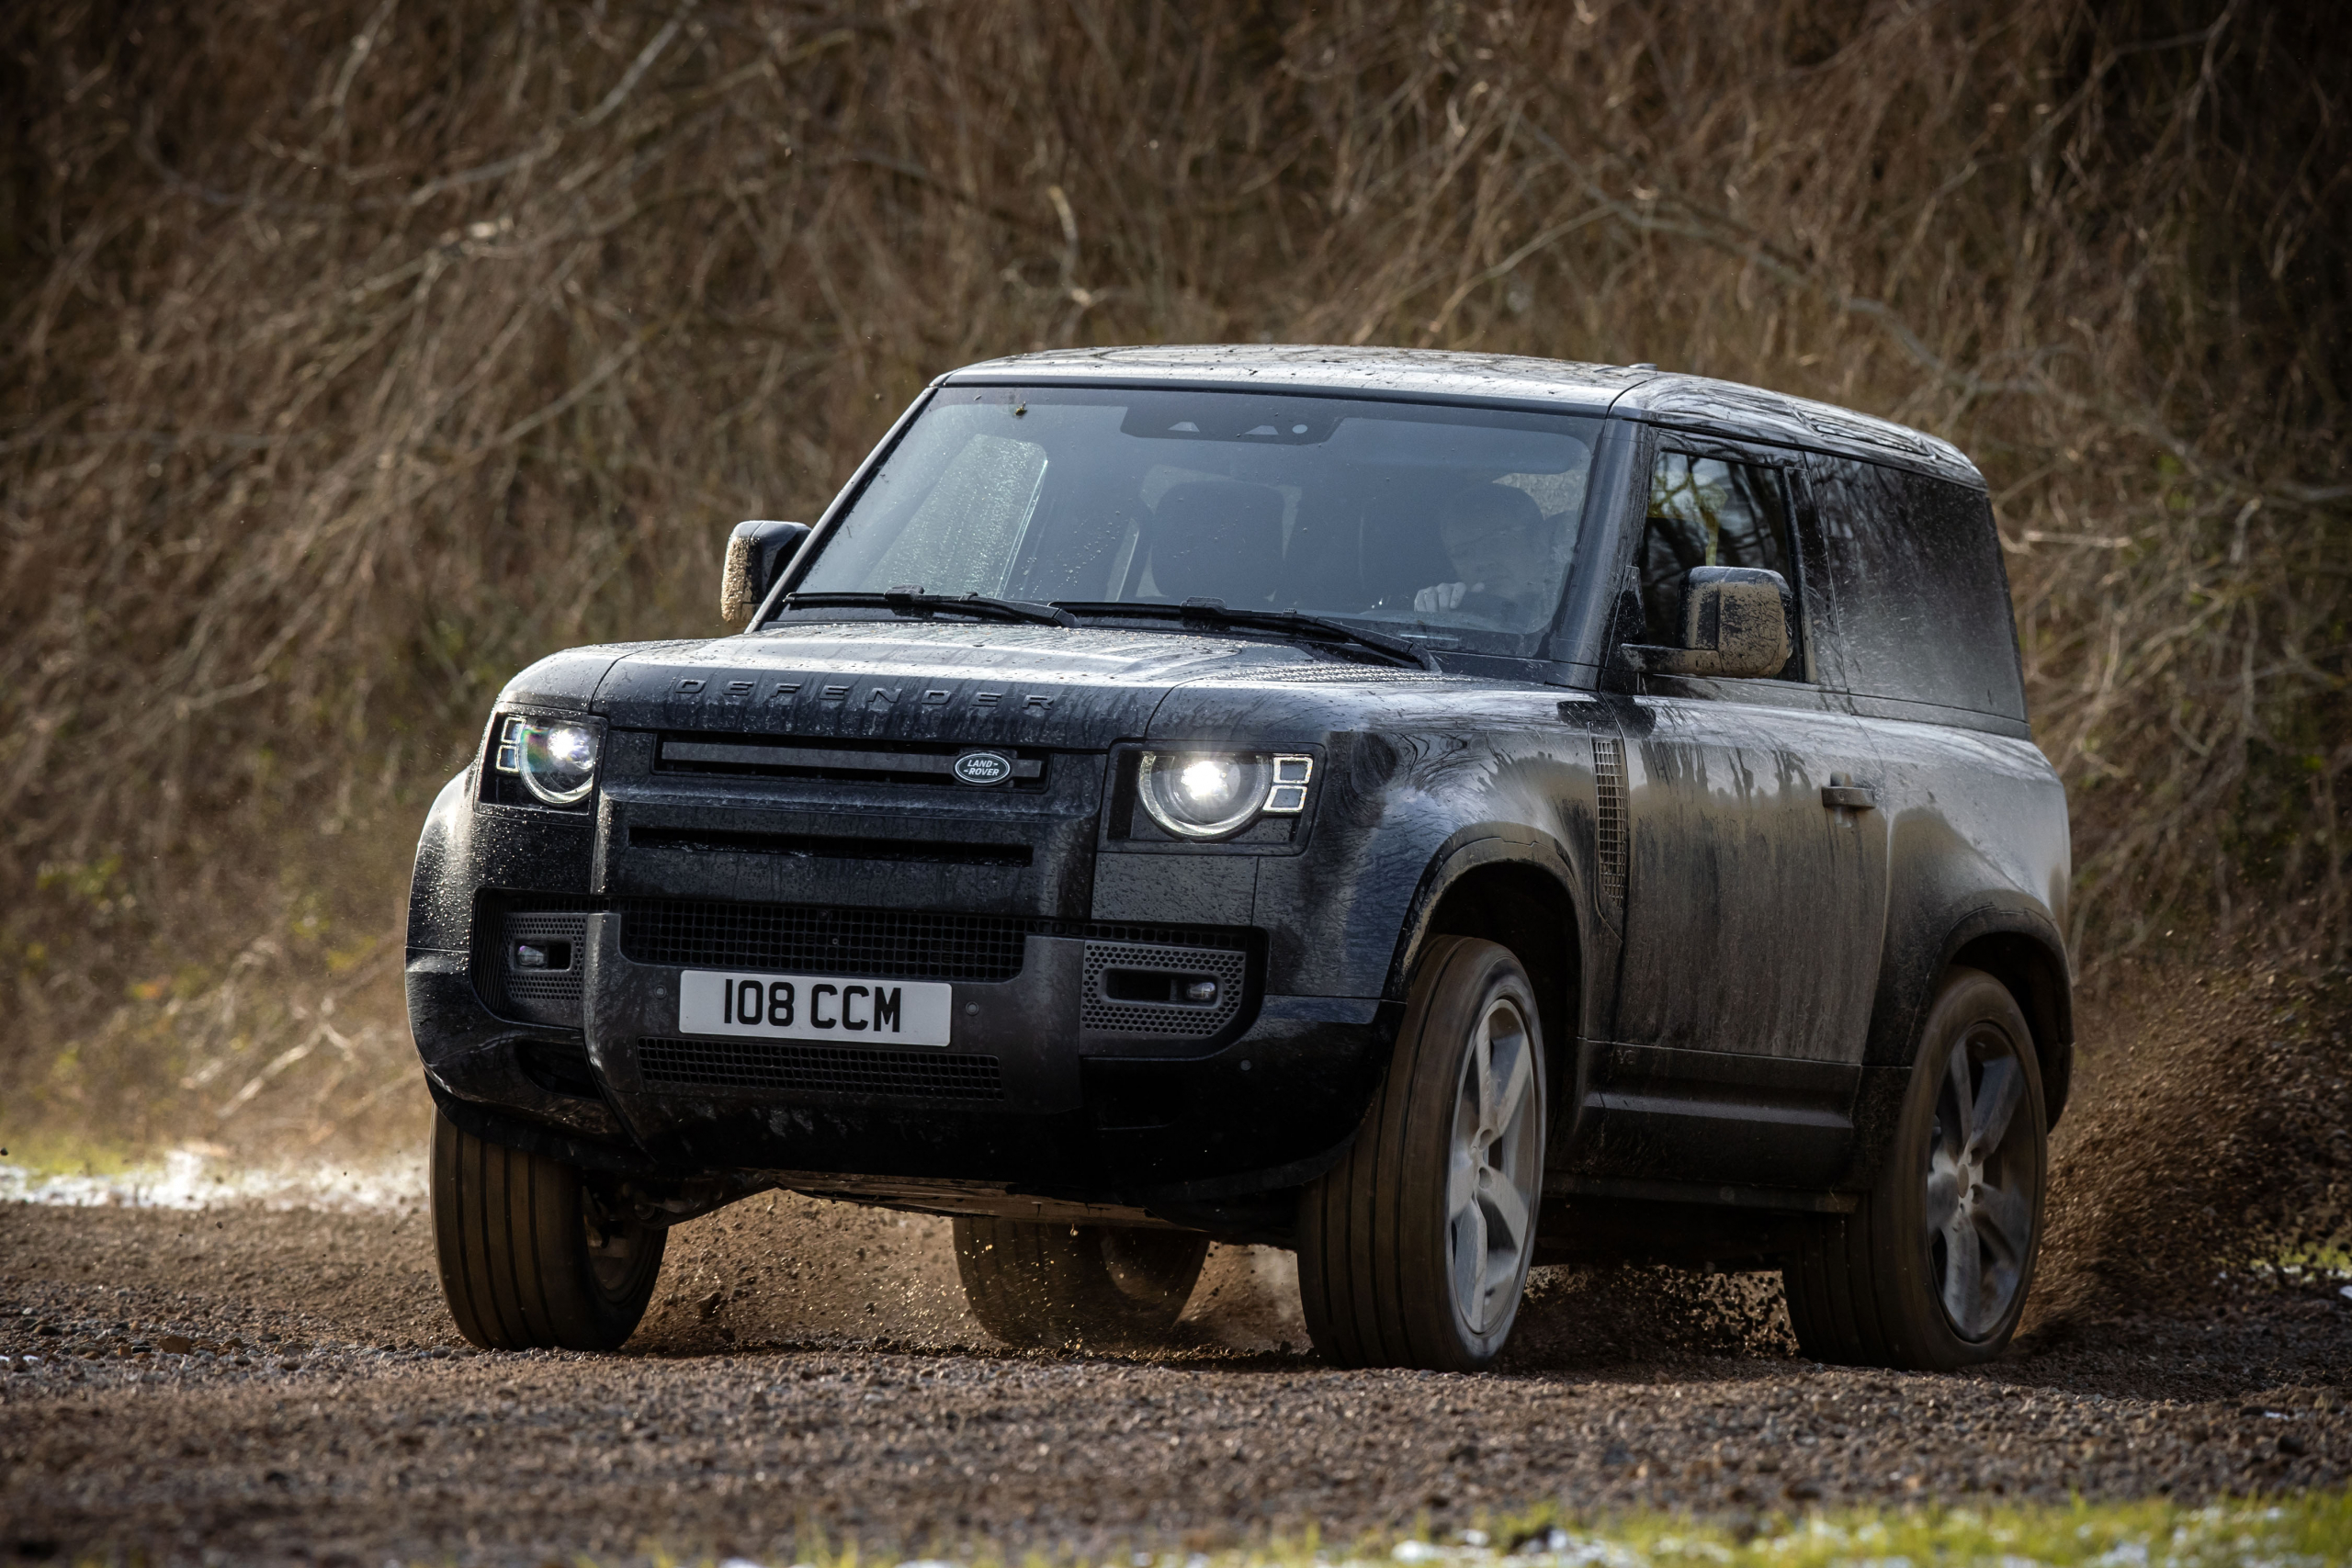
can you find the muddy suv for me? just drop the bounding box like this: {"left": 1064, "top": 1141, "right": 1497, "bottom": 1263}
{"left": 407, "top": 346, "right": 2072, "bottom": 1372}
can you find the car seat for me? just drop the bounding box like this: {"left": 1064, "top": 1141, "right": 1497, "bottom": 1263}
{"left": 1147, "top": 479, "right": 1286, "bottom": 607}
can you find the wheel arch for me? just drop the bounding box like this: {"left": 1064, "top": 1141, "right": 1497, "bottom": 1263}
{"left": 1387, "top": 828, "right": 1589, "bottom": 1133}
{"left": 406, "top": 768, "right": 476, "bottom": 953}
{"left": 1845, "top": 900, "right": 2075, "bottom": 1192}
{"left": 1944, "top": 914, "right": 2076, "bottom": 1126}
{"left": 1867, "top": 901, "right": 2074, "bottom": 1123}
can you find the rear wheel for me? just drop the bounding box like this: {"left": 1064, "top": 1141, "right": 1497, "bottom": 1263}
{"left": 430, "top": 1108, "right": 665, "bottom": 1351}
{"left": 1783, "top": 966, "right": 2047, "bottom": 1370}
{"left": 952, "top": 1217, "right": 1209, "bottom": 1348}
{"left": 1295, "top": 936, "right": 1546, "bottom": 1371}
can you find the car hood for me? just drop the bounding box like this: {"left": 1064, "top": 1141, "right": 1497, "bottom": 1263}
{"left": 526, "top": 620, "right": 1418, "bottom": 750}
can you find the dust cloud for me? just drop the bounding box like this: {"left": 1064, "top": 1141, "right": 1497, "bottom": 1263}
{"left": 632, "top": 1196, "right": 1311, "bottom": 1359}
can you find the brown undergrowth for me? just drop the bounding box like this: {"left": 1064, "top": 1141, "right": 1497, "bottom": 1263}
{"left": 1, "top": 2, "right": 2346, "bottom": 1297}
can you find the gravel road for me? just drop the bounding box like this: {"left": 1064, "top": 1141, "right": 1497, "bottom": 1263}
{"left": 3, "top": 1190, "right": 2346, "bottom": 1567}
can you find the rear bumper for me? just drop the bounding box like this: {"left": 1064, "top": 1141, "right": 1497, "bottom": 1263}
{"left": 405, "top": 906, "right": 1396, "bottom": 1213}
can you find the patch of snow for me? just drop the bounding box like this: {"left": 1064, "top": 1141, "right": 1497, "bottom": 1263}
{"left": 0, "top": 1145, "right": 425, "bottom": 1213}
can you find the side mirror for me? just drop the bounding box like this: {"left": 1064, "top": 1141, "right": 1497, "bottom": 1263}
{"left": 1625, "top": 566, "right": 1792, "bottom": 679}
{"left": 720, "top": 520, "right": 810, "bottom": 625}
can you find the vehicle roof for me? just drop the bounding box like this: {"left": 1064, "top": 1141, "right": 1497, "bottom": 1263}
{"left": 941, "top": 344, "right": 1983, "bottom": 488}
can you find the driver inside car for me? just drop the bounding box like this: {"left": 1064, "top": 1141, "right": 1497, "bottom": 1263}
{"left": 1411, "top": 482, "right": 1557, "bottom": 625}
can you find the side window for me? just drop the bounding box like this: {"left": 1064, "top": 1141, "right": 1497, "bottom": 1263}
{"left": 1635, "top": 451, "right": 1804, "bottom": 680}
{"left": 1806, "top": 458, "right": 2028, "bottom": 720}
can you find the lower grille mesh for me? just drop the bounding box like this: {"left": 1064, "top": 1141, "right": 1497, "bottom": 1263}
{"left": 637, "top": 1037, "right": 1004, "bottom": 1100}
{"left": 619, "top": 899, "right": 1030, "bottom": 982}
{"left": 612, "top": 897, "right": 1248, "bottom": 983}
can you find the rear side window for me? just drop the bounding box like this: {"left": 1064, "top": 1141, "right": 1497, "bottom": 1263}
{"left": 1805, "top": 458, "right": 2027, "bottom": 720}
{"left": 1635, "top": 451, "right": 1804, "bottom": 681}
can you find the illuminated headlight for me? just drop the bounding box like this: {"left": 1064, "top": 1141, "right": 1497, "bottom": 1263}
{"left": 494, "top": 716, "right": 603, "bottom": 805}
{"left": 1136, "top": 751, "right": 1315, "bottom": 840}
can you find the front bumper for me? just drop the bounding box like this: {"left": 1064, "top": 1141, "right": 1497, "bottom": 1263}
{"left": 406, "top": 897, "right": 1395, "bottom": 1211}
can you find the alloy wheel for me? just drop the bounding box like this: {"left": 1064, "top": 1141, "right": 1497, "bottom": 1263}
{"left": 1446, "top": 994, "right": 1543, "bottom": 1336}
{"left": 1925, "top": 1026, "right": 2037, "bottom": 1339}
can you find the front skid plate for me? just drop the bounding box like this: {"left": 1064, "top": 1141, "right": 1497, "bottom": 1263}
{"left": 760, "top": 1169, "right": 1193, "bottom": 1229}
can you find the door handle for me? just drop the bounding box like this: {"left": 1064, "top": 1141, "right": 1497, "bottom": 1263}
{"left": 1821, "top": 782, "right": 1876, "bottom": 811}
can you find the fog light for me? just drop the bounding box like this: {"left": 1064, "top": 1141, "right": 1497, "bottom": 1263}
{"left": 1182, "top": 979, "right": 1219, "bottom": 1004}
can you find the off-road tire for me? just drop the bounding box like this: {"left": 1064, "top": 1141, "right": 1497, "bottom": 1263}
{"left": 1295, "top": 935, "right": 1547, "bottom": 1371}
{"left": 1783, "top": 965, "right": 2048, "bottom": 1371}
{"left": 430, "top": 1108, "right": 665, "bottom": 1351}
{"left": 952, "top": 1217, "right": 1209, "bottom": 1348}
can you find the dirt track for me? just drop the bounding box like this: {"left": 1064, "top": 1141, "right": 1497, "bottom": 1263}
{"left": 3, "top": 1190, "right": 2347, "bottom": 1568}
{"left": 5, "top": 959, "right": 2348, "bottom": 1565}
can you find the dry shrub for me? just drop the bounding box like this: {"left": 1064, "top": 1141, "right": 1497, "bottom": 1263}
{"left": 1, "top": 1, "right": 2346, "bottom": 1176}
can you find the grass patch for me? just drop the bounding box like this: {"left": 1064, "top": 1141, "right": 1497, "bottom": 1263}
{"left": 604, "top": 1494, "right": 2352, "bottom": 1568}
{"left": 0, "top": 1126, "right": 155, "bottom": 1179}
{"left": 1462, "top": 1492, "right": 2352, "bottom": 1566}
{"left": 2255, "top": 1247, "right": 2352, "bottom": 1280}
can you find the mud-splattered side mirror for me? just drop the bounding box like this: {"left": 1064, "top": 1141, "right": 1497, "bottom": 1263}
{"left": 721, "top": 520, "right": 810, "bottom": 625}
{"left": 1623, "top": 566, "right": 1792, "bottom": 679}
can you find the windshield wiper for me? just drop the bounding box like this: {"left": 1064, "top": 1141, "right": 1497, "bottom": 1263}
{"left": 782, "top": 589, "right": 1079, "bottom": 628}
{"left": 1052, "top": 600, "right": 1437, "bottom": 671}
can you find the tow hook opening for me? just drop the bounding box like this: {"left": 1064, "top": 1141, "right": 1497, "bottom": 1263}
{"left": 1102, "top": 968, "right": 1221, "bottom": 1006}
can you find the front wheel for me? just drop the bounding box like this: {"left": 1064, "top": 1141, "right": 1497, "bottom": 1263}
{"left": 1782, "top": 966, "right": 2048, "bottom": 1370}
{"left": 1295, "top": 936, "right": 1547, "bottom": 1371}
{"left": 430, "top": 1108, "right": 666, "bottom": 1351}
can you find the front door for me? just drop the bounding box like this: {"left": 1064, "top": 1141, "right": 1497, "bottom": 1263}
{"left": 1607, "top": 443, "right": 1889, "bottom": 1066}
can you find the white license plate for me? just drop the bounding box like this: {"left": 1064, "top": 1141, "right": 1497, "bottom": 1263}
{"left": 677, "top": 970, "right": 954, "bottom": 1047}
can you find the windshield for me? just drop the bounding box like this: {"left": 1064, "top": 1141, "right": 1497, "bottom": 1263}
{"left": 789, "top": 387, "right": 1601, "bottom": 652}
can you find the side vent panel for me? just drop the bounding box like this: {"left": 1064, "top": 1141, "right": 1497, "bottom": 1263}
{"left": 1592, "top": 736, "right": 1629, "bottom": 908}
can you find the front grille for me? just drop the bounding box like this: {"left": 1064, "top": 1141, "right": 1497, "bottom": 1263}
{"left": 618, "top": 901, "right": 1034, "bottom": 982}
{"left": 637, "top": 1037, "right": 1003, "bottom": 1100}
{"left": 628, "top": 826, "right": 1032, "bottom": 867}
{"left": 1080, "top": 940, "right": 1249, "bottom": 1038}
{"left": 655, "top": 734, "right": 1052, "bottom": 791}
{"left": 614, "top": 898, "right": 1250, "bottom": 984}
{"left": 477, "top": 891, "right": 1256, "bottom": 991}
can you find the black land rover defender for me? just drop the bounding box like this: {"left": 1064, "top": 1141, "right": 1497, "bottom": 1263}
{"left": 408, "top": 346, "right": 2072, "bottom": 1372}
